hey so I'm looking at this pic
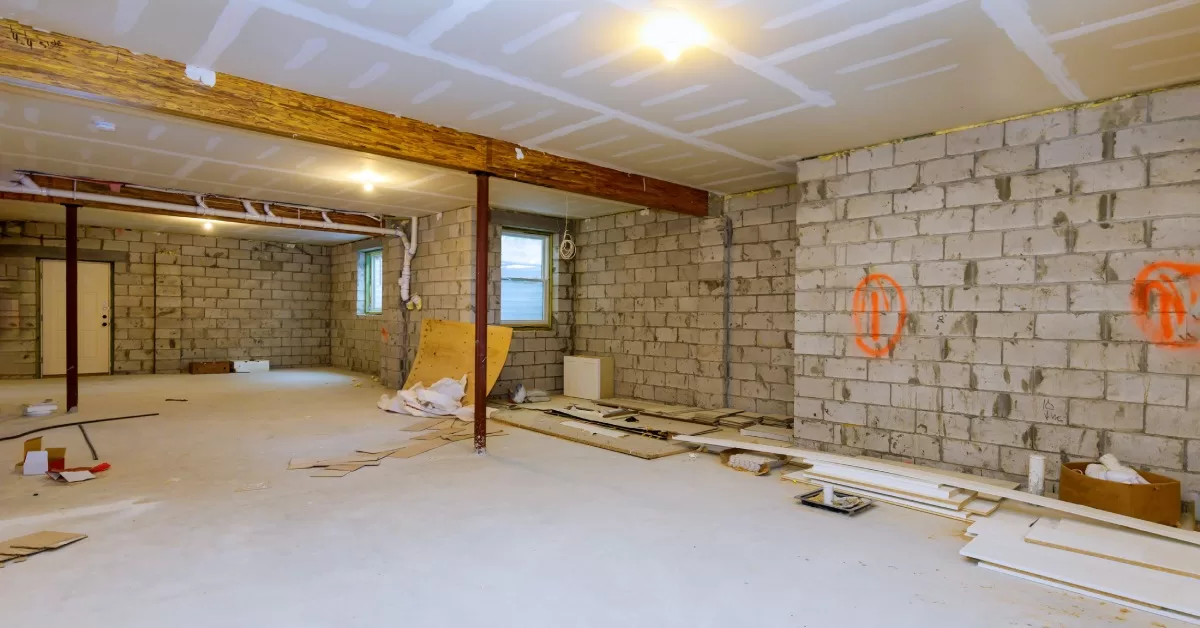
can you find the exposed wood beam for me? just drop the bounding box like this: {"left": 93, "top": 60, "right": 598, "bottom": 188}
{"left": 0, "top": 20, "right": 710, "bottom": 216}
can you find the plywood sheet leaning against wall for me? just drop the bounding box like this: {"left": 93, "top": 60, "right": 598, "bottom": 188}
{"left": 404, "top": 320, "right": 513, "bottom": 397}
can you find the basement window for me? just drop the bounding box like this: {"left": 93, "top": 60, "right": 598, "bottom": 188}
{"left": 358, "top": 248, "right": 383, "bottom": 315}
{"left": 500, "top": 229, "right": 552, "bottom": 327}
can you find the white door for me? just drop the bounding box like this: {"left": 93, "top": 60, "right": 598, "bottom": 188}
{"left": 40, "top": 260, "right": 112, "bottom": 376}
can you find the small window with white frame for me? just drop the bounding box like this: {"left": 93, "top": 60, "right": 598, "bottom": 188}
{"left": 500, "top": 229, "right": 552, "bottom": 327}
{"left": 358, "top": 248, "right": 383, "bottom": 315}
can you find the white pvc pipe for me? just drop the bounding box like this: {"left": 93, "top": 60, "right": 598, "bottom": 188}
{"left": 399, "top": 216, "right": 417, "bottom": 304}
{"left": 1, "top": 182, "right": 402, "bottom": 237}
{"left": 1028, "top": 454, "right": 1046, "bottom": 496}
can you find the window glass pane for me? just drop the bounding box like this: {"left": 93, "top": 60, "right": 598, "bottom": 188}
{"left": 501, "top": 233, "right": 546, "bottom": 280}
{"left": 500, "top": 231, "right": 549, "bottom": 324}
{"left": 370, "top": 250, "right": 383, "bottom": 312}
{"left": 501, "top": 278, "right": 545, "bottom": 322}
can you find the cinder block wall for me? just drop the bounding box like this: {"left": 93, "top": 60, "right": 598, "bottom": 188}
{"left": 0, "top": 220, "right": 331, "bottom": 376}
{"left": 792, "top": 83, "right": 1200, "bottom": 493}
{"left": 724, "top": 190, "right": 797, "bottom": 415}
{"left": 330, "top": 239, "right": 385, "bottom": 377}
{"left": 573, "top": 211, "right": 727, "bottom": 407}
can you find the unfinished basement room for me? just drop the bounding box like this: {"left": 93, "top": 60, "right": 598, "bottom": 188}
{"left": 2, "top": 0, "right": 1200, "bottom": 625}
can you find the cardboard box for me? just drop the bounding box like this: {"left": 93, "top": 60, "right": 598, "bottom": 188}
{"left": 188, "top": 361, "right": 232, "bottom": 374}
{"left": 1059, "top": 462, "right": 1181, "bottom": 527}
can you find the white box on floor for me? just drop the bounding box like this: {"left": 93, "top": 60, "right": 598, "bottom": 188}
{"left": 563, "top": 355, "right": 614, "bottom": 400}
{"left": 233, "top": 360, "right": 270, "bottom": 373}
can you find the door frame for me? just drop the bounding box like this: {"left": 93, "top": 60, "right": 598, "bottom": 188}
{"left": 37, "top": 258, "right": 115, "bottom": 378}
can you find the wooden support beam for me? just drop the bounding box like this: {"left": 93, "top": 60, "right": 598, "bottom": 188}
{"left": 64, "top": 203, "right": 79, "bottom": 412}
{"left": 474, "top": 173, "right": 489, "bottom": 454}
{"left": 0, "top": 20, "right": 710, "bottom": 217}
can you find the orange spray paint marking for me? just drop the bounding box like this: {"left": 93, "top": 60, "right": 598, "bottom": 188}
{"left": 1132, "top": 261, "right": 1200, "bottom": 349}
{"left": 852, "top": 273, "right": 907, "bottom": 358}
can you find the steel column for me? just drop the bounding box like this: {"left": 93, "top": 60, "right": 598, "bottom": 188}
{"left": 65, "top": 203, "right": 79, "bottom": 412}
{"left": 474, "top": 174, "right": 490, "bottom": 453}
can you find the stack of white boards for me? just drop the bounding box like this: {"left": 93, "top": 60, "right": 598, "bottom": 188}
{"left": 962, "top": 512, "right": 1200, "bottom": 625}
{"left": 783, "top": 461, "right": 1007, "bottom": 521}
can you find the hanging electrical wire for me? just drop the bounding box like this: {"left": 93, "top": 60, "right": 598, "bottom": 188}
{"left": 559, "top": 194, "right": 577, "bottom": 260}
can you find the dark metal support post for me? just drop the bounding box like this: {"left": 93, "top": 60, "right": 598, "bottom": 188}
{"left": 65, "top": 203, "right": 80, "bottom": 413}
{"left": 474, "top": 174, "right": 490, "bottom": 454}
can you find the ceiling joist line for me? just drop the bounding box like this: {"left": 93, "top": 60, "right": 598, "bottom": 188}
{"left": 0, "top": 19, "right": 711, "bottom": 217}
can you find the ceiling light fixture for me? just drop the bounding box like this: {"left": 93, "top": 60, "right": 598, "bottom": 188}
{"left": 352, "top": 170, "right": 384, "bottom": 193}
{"left": 202, "top": 221, "right": 213, "bottom": 231}
{"left": 641, "top": 10, "right": 709, "bottom": 62}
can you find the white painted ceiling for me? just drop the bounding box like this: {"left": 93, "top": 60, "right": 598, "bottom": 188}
{"left": 0, "top": 199, "right": 364, "bottom": 243}
{"left": 4, "top": 0, "right": 1200, "bottom": 196}
{"left": 0, "top": 85, "right": 637, "bottom": 220}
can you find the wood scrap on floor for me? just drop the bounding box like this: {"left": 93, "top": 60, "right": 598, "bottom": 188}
{"left": 0, "top": 531, "right": 86, "bottom": 567}
{"left": 491, "top": 408, "right": 689, "bottom": 460}
{"left": 675, "top": 434, "right": 1200, "bottom": 547}
{"left": 739, "top": 424, "right": 793, "bottom": 443}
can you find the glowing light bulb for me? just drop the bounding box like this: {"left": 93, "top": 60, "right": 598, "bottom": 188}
{"left": 363, "top": 182, "right": 375, "bottom": 192}
{"left": 642, "top": 11, "right": 709, "bottom": 62}
{"left": 202, "top": 221, "right": 213, "bottom": 231}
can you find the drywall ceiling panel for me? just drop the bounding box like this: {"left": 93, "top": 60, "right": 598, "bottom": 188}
{"left": 6, "top": 0, "right": 1199, "bottom": 196}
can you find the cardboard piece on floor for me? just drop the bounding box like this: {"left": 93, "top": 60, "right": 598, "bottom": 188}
{"left": 324, "top": 463, "right": 366, "bottom": 472}
{"left": 399, "top": 418, "right": 443, "bottom": 432}
{"left": 413, "top": 428, "right": 459, "bottom": 441}
{"left": 310, "top": 469, "right": 351, "bottom": 477}
{"left": 47, "top": 470, "right": 95, "bottom": 483}
{"left": 0, "top": 544, "right": 41, "bottom": 557}
{"left": 21, "top": 450, "right": 49, "bottom": 476}
{"left": 287, "top": 458, "right": 322, "bottom": 470}
{"left": 389, "top": 439, "right": 452, "bottom": 458}
{"left": 16, "top": 437, "right": 42, "bottom": 471}
{"left": 430, "top": 419, "right": 456, "bottom": 430}
{"left": 7, "top": 531, "right": 87, "bottom": 550}
{"left": 356, "top": 444, "right": 406, "bottom": 454}
{"left": 316, "top": 454, "right": 381, "bottom": 465}
{"left": 45, "top": 447, "right": 66, "bottom": 472}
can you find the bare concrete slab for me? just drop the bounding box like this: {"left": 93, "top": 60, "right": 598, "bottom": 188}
{"left": 0, "top": 369, "right": 1183, "bottom": 627}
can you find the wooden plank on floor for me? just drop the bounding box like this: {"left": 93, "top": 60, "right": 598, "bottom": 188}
{"left": 807, "top": 480, "right": 973, "bottom": 521}
{"left": 6, "top": 531, "right": 87, "bottom": 549}
{"left": 977, "top": 563, "right": 1200, "bottom": 626}
{"left": 792, "top": 471, "right": 973, "bottom": 508}
{"left": 674, "top": 435, "right": 1200, "bottom": 547}
{"left": 493, "top": 409, "right": 689, "bottom": 460}
{"left": 963, "top": 522, "right": 1200, "bottom": 618}
{"left": 1024, "top": 518, "right": 1200, "bottom": 580}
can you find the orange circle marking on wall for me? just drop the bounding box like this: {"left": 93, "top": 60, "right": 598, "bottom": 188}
{"left": 852, "top": 273, "right": 907, "bottom": 358}
{"left": 1132, "top": 261, "right": 1200, "bottom": 349}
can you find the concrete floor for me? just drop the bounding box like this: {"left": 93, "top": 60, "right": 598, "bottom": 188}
{"left": 0, "top": 369, "right": 1183, "bottom": 627}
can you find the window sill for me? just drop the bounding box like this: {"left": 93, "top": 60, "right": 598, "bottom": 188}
{"left": 502, "top": 322, "right": 553, "bottom": 331}
{"left": 356, "top": 312, "right": 383, "bottom": 318}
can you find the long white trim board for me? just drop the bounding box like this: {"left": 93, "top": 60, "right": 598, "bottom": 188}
{"left": 674, "top": 435, "right": 1200, "bottom": 546}
{"left": 962, "top": 522, "right": 1200, "bottom": 618}
{"left": 1025, "top": 518, "right": 1200, "bottom": 580}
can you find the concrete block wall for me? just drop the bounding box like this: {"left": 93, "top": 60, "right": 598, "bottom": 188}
{"left": 381, "top": 207, "right": 475, "bottom": 389}
{"left": 331, "top": 239, "right": 383, "bottom": 376}
{"left": 792, "top": 83, "right": 1200, "bottom": 493}
{"left": 0, "top": 220, "right": 331, "bottom": 376}
{"left": 724, "top": 188, "right": 797, "bottom": 415}
{"left": 573, "top": 210, "right": 726, "bottom": 407}
{"left": 0, "top": 246, "right": 35, "bottom": 377}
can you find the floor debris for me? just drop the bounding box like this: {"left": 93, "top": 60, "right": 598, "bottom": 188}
{"left": 0, "top": 531, "right": 86, "bottom": 567}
